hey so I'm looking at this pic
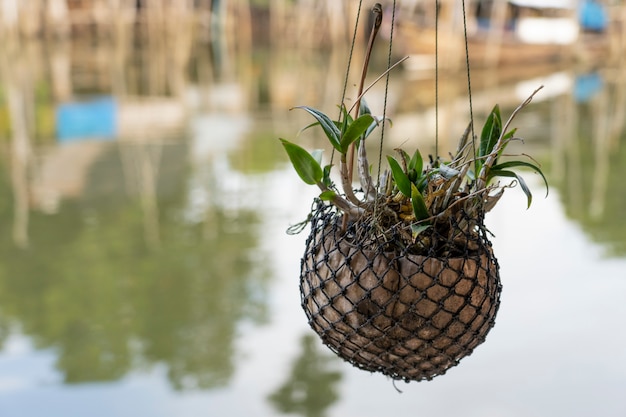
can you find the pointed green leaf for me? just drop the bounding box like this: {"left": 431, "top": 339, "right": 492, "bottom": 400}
{"left": 364, "top": 116, "right": 390, "bottom": 139}
{"left": 409, "top": 148, "right": 423, "bottom": 174}
{"left": 319, "top": 190, "right": 337, "bottom": 201}
{"left": 280, "top": 139, "right": 323, "bottom": 185}
{"left": 479, "top": 105, "right": 502, "bottom": 158}
{"left": 490, "top": 169, "right": 533, "bottom": 208}
{"left": 502, "top": 128, "right": 517, "bottom": 141}
{"left": 340, "top": 114, "right": 375, "bottom": 153}
{"left": 339, "top": 104, "right": 353, "bottom": 136}
{"left": 411, "top": 224, "right": 431, "bottom": 239}
{"left": 297, "top": 121, "right": 321, "bottom": 136}
{"left": 411, "top": 183, "right": 430, "bottom": 221}
{"left": 494, "top": 128, "right": 518, "bottom": 163}
{"left": 491, "top": 160, "right": 549, "bottom": 196}
{"left": 293, "top": 106, "right": 342, "bottom": 152}
{"left": 359, "top": 98, "right": 371, "bottom": 116}
{"left": 364, "top": 118, "right": 380, "bottom": 139}
{"left": 387, "top": 156, "right": 411, "bottom": 197}
{"left": 322, "top": 164, "right": 333, "bottom": 187}
{"left": 416, "top": 175, "right": 429, "bottom": 193}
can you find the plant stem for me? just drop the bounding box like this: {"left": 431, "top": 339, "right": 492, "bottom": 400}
{"left": 358, "top": 141, "right": 377, "bottom": 201}
{"left": 317, "top": 181, "right": 363, "bottom": 218}
{"left": 340, "top": 154, "right": 363, "bottom": 206}
{"left": 347, "top": 3, "right": 382, "bottom": 184}
{"left": 347, "top": 56, "right": 409, "bottom": 115}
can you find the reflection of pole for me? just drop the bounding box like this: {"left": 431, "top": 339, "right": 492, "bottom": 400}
{"left": 0, "top": 0, "right": 19, "bottom": 40}
{"left": 589, "top": 87, "right": 610, "bottom": 220}
{"left": 2, "top": 41, "right": 32, "bottom": 248}
{"left": 49, "top": 41, "right": 72, "bottom": 101}
{"left": 484, "top": 0, "right": 506, "bottom": 68}
{"left": 565, "top": 89, "right": 583, "bottom": 216}
{"left": 119, "top": 143, "right": 162, "bottom": 248}
{"left": 551, "top": 94, "right": 566, "bottom": 183}
{"left": 138, "top": 144, "right": 162, "bottom": 248}
{"left": 269, "top": 0, "right": 287, "bottom": 43}
{"left": 45, "top": 0, "right": 70, "bottom": 39}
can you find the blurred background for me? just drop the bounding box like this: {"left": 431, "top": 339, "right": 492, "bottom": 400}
{"left": 0, "top": 0, "right": 625, "bottom": 416}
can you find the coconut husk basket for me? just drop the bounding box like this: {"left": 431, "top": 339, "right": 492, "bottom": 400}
{"left": 300, "top": 201, "right": 501, "bottom": 382}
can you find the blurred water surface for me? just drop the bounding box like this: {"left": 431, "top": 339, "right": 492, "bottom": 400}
{"left": 0, "top": 16, "right": 625, "bottom": 417}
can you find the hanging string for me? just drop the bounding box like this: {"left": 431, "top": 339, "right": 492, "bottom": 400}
{"left": 376, "top": 0, "right": 397, "bottom": 189}
{"left": 461, "top": 0, "right": 476, "bottom": 158}
{"left": 332, "top": 0, "right": 364, "bottom": 166}
{"left": 340, "top": 0, "right": 364, "bottom": 122}
{"left": 434, "top": 0, "right": 439, "bottom": 161}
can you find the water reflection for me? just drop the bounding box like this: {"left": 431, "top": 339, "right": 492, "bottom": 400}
{"left": 268, "top": 335, "right": 343, "bottom": 417}
{"left": 0, "top": 31, "right": 276, "bottom": 390}
{"left": 0, "top": 139, "right": 270, "bottom": 388}
{"left": 549, "top": 69, "right": 626, "bottom": 256}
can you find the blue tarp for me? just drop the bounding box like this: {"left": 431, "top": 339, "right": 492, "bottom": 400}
{"left": 574, "top": 72, "right": 603, "bottom": 103}
{"left": 579, "top": 0, "right": 607, "bottom": 32}
{"left": 56, "top": 97, "right": 117, "bottom": 143}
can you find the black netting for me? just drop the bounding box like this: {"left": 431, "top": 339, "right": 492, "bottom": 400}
{"left": 300, "top": 201, "right": 501, "bottom": 382}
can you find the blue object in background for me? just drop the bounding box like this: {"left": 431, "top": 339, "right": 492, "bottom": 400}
{"left": 579, "top": 0, "right": 608, "bottom": 33}
{"left": 574, "top": 72, "right": 603, "bottom": 103}
{"left": 56, "top": 97, "right": 117, "bottom": 143}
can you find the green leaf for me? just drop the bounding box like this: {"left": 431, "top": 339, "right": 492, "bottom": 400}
{"left": 387, "top": 156, "right": 412, "bottom": 197}
{"left": 293, "top": 106, "right": 342, "bottom": 152}
{"left": 359, "top": 98, "right": 371, "bottom": 116}
{"left": 411, "top": 224, "right": 431, "bottom": 239}
{"left": 319, "top": 190, "right": 336, "bottom": 201}
{"left": 364, "top": 116, "right": 389, "bottom": 139}
{"left": 411, "top": 183, "right": 430, "bottom": 221}
{"left": 416, "top": 175, "right": 429, "bottom": 193}
{"left": 502, "top": 128, "right": 517, "bottom": 142}
{"left": 479, "top": 105, "right": 502, "bottom": 158}
{"left": 340, "top": 114, "right": 375, "bottom": 153}
{"left": 494, "top": 128, "right": 518, "bottom": 163}
{"left": 280, "top": 139, "right": 323, "bottom": 185}
{"left": 489, "top": 169, "right": 533, "bottom": 208}
{"left": 491, "top": 160, "right": 549, "bottom": 196}
{"left": 322, "top": 164, "right": 333, "bottom": 187}
{"left": 408, "top": 148, "right": 423, "bottom": 174}
{"left": 339, "top": 104, "right": 353, "bottom": 136}
{"left": 364, "top": 118, "right": 381, "bottom": 139}
{"left": 298, "top": 121, "right": 321, "bottom": 136}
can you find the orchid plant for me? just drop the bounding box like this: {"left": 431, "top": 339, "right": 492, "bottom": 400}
{"left": 280, "top": 86, "right": 548, "bottom": 251}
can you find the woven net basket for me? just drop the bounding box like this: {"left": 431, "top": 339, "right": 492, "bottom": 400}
{"left": 300, "top": 202, "right": 501, "bottom": 382}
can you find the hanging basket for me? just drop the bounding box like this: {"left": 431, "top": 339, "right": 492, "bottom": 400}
{"left": 300, "top": 202, "right": 501, "bottom": 382}
{"left": 281, "top": 1, "right": 546, "bottom": 383}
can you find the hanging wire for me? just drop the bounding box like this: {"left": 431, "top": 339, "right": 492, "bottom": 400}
{"left": 340, "top": 0, "right": 364, "bottom": 121}
{"left": 435, "top": 0, "right": 439, "bottom": 161}
{"left": 331, "top": 0, "right": 365, "bottom": 166}
{"left": 377, "top": 0, "right": 397, "bottom": 187}
{"left": 461, "top": 0, "right": 476, "bottom": 158}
